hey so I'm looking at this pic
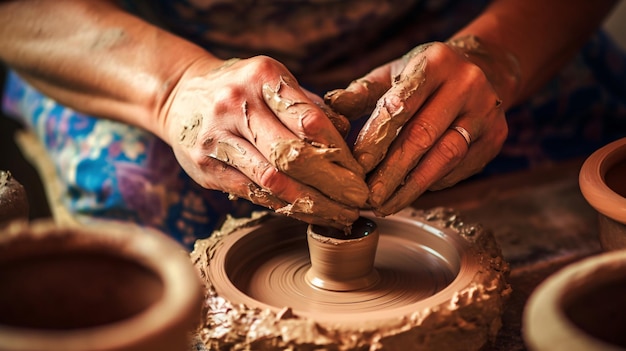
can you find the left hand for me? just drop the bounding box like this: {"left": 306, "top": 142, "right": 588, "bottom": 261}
{"left": 326, "top": 41, "right": 508, "bottom": 216}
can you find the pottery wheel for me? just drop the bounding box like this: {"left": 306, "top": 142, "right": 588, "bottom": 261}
{"left": 191, "top": 207, "right": 511, "bottom": 351}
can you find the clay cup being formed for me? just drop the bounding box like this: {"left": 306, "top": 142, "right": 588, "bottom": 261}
{"left": 580, "top": 138, "right": 626, "bottom": 250}
{"left": 523, "top": 249, "right": 626, "bottom": 351}
{"left": 0, "top": 220, "right": 203, "bottom": 351}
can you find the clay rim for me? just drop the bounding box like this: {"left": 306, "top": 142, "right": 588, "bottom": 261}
{"left": 207, "top": 210, "right": 492, "bottom": 325}
{"left": 0, "top": 220, "right": 203, "bottom": 350}
{"left": 523, "top": 250, "right": 626, "bottom": 351}
{"left": 193, "top": 207, "right": 511, "bottom": 350}
{"left": 579, "top": 137, "right": 626, "bottom": 224}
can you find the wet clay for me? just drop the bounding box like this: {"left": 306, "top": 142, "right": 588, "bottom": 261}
{"left": 306, "top": 217, "right": 379, "bottom": 291}
{"left": 191, "top": 207, "right": 511, "bottom": 351}
{"left": 270, "top": 138, "right": 368, "bottom": 208}
{"left": 0, "top": 170, "right": 29, "bottom": 225}
{"left": 262, "top": 76, "right": 355, "bottom": 154}
{"left": 352, "top": 55, "right": 427, "bottom": 173}
{"left": 324, "top": 79, "right": 388, "bottom": 120}
{"left": 274, "top": 195, "right": 359, "bottom": 230}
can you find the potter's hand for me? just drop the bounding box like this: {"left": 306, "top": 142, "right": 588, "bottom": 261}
{"left": 326, "top": 37, "right": 520, "bottom": 216}
{"left": 160, "top": 56, "right": 368, "bottom": 228}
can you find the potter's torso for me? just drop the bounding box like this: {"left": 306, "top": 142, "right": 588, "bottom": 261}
{"left": 119, "top": 0, "right": 487, "bottom": 87}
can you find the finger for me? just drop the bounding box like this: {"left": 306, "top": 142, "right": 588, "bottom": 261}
{"left": 315, "top": 101, "right": 351, "bottom": 138}
{"left": 194, "top": 159, "right": 358, "bottom": 229}
{"left": 269, "top": 139, "right": 369, "bottom": 207}
{"left": 193, "top": 134, "right": 360, "bottom": 227}
{"left": 259, "top": 76, "right": 366, "bottom": 178}
{"left": 429, "top": 114, "right": 507, "bottom": 191}
{"left": 365, "top": 44, "right": 503, "bottom": 207}
{"left": 352, "top": 54, "right": 436, "bottom": 173}
{"left": 366, "top": 84, "right": 465, "bottom": 207}
{"left": 220, "top": 73, "right": 367, "bottom": 208}
{"left": 426, "top": 146, "right": 486, "bottom": 191}
{"left": 324, "top": 65, "right": 392, "bottom": 120}
{"left": 303, "top": 90, "right": 352, "bottom": 138}
{"left": 373, "top": 126, "right": 471, "bottom": 216}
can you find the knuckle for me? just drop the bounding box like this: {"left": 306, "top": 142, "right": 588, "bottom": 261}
{"left": 457, "top": 63, "right": 490, "bottom": 97}
{"left": 406, "top": 169, "right": 430, "bottom": 193}
{"left": 436, "top": 136, "right": 465, "bottom": 163}
{"left": 464, "top": 62, "right": 488, "bottom": 84}
{"left": 405, "top": 119, "right": 438, "bottom": 151}
{"left": 423, "top": 42, "right": 449, "bottom": 61}
{"left": 212, "top": 85, "right": 245, "bottom": 115}
{"left": 245, "top": 55, "right": 285, "bottom": 78}
{"left": 257, "top": 163, "right": 289, "bottom": 196}
{"left": 298, "top": 105, "right": 328, "bottom": 136}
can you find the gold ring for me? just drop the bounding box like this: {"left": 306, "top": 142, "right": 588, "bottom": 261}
{"left": 450, "top": 126, "right": 471, "bottom": 147}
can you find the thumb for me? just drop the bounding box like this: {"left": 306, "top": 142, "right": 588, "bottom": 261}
{"left": 324, "top": 65, "right": 392, "bottom": 120}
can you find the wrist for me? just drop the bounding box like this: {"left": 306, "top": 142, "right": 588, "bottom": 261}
{"left": 445, "top": 35, "right": 521, "bottom": 110}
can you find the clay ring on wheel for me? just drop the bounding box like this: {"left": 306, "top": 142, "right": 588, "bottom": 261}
{"left": 191, "top": 207, "right": 511, "bottom": 351}
{"left": 450, "top": 125, "right": 472, "bottom": 147}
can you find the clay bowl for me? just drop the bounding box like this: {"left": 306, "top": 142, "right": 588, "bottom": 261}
{"left": 580, "top": 138, "right": 626, "bottom": 250}
{"left": 523, "top": 249, "right": 626, "bottom": 351}
{"left": 0, "top": 220, "right": 203, "bottom": 351}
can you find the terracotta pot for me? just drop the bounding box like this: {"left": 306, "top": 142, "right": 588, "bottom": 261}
{"left": 579, "top": 138, "right": 626, "bottom": 250}
{"left": 0, "top": 220, "right": 203, "bottom": 351}
{"left": 523, "top": 249, "right": 626, "bottom": 351}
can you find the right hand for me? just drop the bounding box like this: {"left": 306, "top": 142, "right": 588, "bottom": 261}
{"left": 158, "top": 55, "right": 368, "bottom": 229}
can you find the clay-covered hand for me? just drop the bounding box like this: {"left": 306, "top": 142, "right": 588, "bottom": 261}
{"left": 326, "top": 38, "right": 516, "bottom": 216}
{"left": 158, "top": 56, "right": 368, "bottom": 228}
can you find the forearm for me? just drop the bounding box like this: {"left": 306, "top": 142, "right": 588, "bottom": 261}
{"left": 0, "top": 0, "right": 216, "bottom": 141}
{"left": 450, "top": 0, "right": 618, "bottom": 109}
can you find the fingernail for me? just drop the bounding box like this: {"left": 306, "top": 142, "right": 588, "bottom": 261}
{"left": 368, "top": 182, "right": 385, "bottom": 208}
{"left": 356, "top": 153, "right": 377, "bottom": 173}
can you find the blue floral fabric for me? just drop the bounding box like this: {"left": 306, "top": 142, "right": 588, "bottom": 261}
{"left": 3, "top": 0, "right": 626, "bottom": 249}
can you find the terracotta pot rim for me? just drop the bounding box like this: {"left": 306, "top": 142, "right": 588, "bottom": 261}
{"left": 579, "top": 138, "right": 626, "bottom": 225}
{"left": 523, "top": 250, "right": 626, "bottom": 351}
{"left": 0, "top": 220, "right": 202, "bottom": 351}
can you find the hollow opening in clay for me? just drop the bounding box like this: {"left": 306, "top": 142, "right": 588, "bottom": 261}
{"left": 562, "top": 269, "right": 626, "bottom": 347}
{"left": 604, "top": 159, "right": 626, "bottom": 198}
{"left": 310, "top": 216, "right": 377, "bottom": 240}
{"left": 0, "top": 251, "right": 163, "bottom": 329}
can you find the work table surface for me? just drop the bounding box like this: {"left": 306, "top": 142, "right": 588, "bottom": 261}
{"left": 412, "top": 158, "right": 602, "bottom": 350}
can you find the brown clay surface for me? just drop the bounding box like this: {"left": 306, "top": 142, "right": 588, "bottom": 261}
{"left": 191, "top": 208, "right": 510, "bottom": 351}
{"left": 306, "top": 217, "right": 380, "bottom": 291}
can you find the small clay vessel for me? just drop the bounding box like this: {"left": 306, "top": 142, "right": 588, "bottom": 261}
{"left": 0, "top": 220, "right": 203, "bottom": 351}
{"left": 579, "top": 137, "right": 626, "bottom": 250}
{"left": 523, "top": 250, "right": 626, "bottom": 351}
{"left": 306, "top": 216, "right": 380, "bottom": 291}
